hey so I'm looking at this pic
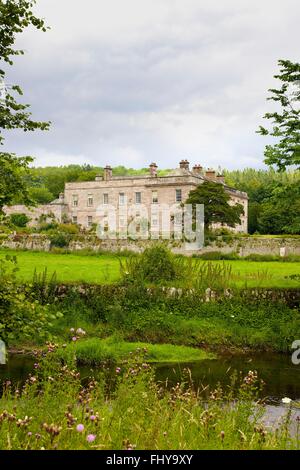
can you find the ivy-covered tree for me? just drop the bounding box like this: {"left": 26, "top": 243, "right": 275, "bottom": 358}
{"left": 186, "top": 181, "right": 244, "bottom": 231}
{"left": 0, "top": 0, "right": 49, "bottom": 212}
{"left": 257, "top": 59, "right": 300, "bottom": 171}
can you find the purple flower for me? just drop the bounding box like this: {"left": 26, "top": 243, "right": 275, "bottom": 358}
{"left": 72, "top": 337, "right": 77, "bottom": 342}
{"left": 90, "top": 415, "right": 96, "bottom": 421}
{"left": 87, "top": 434, "right": 96, "bottom": 443}
{"left": 116, "top": 367, "right": 121, "bottom": 374}
{"left": 76, "top": 424, "right": 84, "bottom": 432}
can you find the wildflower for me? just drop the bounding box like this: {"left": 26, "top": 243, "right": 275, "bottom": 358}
{"left": 116, "top": 367, "right": 121, "bottom": 374}
{"left": 90, "top": 415, "right": 96, "bottom": 421}
{"left": 282, "top": 397, "right": 292, "bottom": 404}
{"left": 87, "top": 434, "right": 96, "bottom": 443}
{"left": 76, "top": 328, "right": 86, "bottom": 336}
{"left": 76, "top": 424, "right": 84, "bottom": 432}
{"left": 27, "top": 432, "right": 32, "bottom": 437}
{"left": 70, "top": 328, "right": 75, "bottom": 333}
{"left": 72, "top": 337, "right": 77, "bottom": 342}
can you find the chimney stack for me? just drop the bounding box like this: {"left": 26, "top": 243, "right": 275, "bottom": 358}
{"left": 205, "top": 169, "right": 216, "bottom": 180}
{"left": 192, "top": 164, "right": 203, "bottom": 175}
{"left": 149, "top": 162, "right": 158, "bottom": 177}
{"left": 217, "top": 174, "right": 225, "bottom": 184}
{"left": 179, "top": 159, "right": 190, "bottom": 170}
{"left": 103, "top": 165, "right": 113, "bottom": 181}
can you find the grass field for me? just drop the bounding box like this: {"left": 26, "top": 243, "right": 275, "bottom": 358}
{"left": 1, "top": 248, "right": 300, "bottom": 288}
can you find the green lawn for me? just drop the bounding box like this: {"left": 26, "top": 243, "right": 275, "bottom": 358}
{"left": 1, "top": 249, "right": 300, "bottom": 288}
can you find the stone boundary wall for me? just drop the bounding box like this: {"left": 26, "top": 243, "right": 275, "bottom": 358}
{"left": 31, "top": 283, "right": 300, "bottom": 307}
{"left": 1, "top": 233, "right": 300, "bottom": 257}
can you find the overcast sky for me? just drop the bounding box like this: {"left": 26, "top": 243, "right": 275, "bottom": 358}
{"left": 2, "top": 0, "right": 300, "bottom": 170}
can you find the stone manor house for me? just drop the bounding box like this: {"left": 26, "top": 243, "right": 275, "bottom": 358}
{"left": 5, "top": 160, "right": 249, "bottom": 234}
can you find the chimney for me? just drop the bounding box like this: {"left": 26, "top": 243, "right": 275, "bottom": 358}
{"left": 103, "top": 165, "right": 113, "bottom": 181}
{"left": 149, "top": 162, "right": 158, "bottom": 177}
{"left": 192, "top": 164, "right": 203, "bottom": 175}
{"left": 179, "top": 159, "right": 190, "bottom": 170}
{"left": 205, "top": 169, "right": 216, "bottom": 180}
{"left": 217, "top": 174, "right": 225, "bottom": 184}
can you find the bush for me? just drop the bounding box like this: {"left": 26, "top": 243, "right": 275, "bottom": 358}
{"left": 49, "top": 231, "right": 70, "bottom": 248}
{"left": 10, "top": 213, "right": 30, "bottom": 228}
{"left": 58, "top": 223, "right": 79, "bottom": 235}
{"left": 120, "top": 244, "right": 180, "bottom": 283}
{"left": 0, "top": 256, "right": 62, "bottom": 344}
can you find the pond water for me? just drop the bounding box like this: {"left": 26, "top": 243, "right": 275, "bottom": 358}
{"left": 0, "top": 352, "right": 299, "bottom": 407}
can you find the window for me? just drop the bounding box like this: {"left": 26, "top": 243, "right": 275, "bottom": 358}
{"left": 87, "top": 216, "right": 93, "bottom": 228}
{"left": 152, "top": 191, "right": 158, "bottom": 204}
{"left": 175, "top": 189, "right": 182, "bottom": 203}
{"left": 135, "top": 192, "right": 142, "bottom": 204}
{"left": 119, "top": 193, "right": 126, "bottom": 205}
{"left": 103, "top": 193, "right": 109, "bottom": 205}
{"left": 72, "top": 216, "right": 78, "bottom": 224}
{"left": 72, "top": 194, "right": 78, "bottom": 207}
{"left": 87, "top": 194, "right": 93, "bottom": 207}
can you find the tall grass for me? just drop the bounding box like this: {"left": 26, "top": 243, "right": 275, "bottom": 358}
{"left": 0, "top": 347, "right": 298, "bottom": 450}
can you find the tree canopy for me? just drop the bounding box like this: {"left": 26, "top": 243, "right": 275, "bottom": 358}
{"left": 0, "top": 0, "right": 49, "bottom": 213}
{"left": 186, "top": 181, "right": 244, "bottom": 230}
{"left": 257, "top": 59, "right": 300, "bottom": 171}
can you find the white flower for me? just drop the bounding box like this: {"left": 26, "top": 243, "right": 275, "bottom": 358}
{"left": 230, "top": 315, "right": 235, "bottom": 318}
{"left": 282, "top": 397, "right": 292, "bottom": 404}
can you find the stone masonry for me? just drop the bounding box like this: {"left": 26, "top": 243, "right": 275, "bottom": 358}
{"left": 4, "top": 160, "right": 248, "bottom": 234}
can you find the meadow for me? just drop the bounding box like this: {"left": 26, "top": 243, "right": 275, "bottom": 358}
{"left": 1, "top": 248, "right": 300, "bottom": 288}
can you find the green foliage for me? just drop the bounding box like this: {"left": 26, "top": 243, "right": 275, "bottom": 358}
{"left": 49, "top": 231, "right": 70, "bottom": 248}
{"left": 120, "top": 244, "right": 180, "bottom": 283}
{"left": 29, "top": 186, "right": 54, "bottom": 204}
{"left": 0, "top": 0, "right": 49, "bottom": 145}
{"left": 257, "top": 59, "right": 300, "bottom": 170}
{"left": 0, "top": 154, "right": 34, "bottom": 213}
{"left": 0, "top": 256, "right": 59, "bottom": 344}
{"left": 224, "top": 168, "right": 300, "bottom": 234}
{"left": 186, "top": 181, "right": 244, "bottom": 229}
{"left": 9, "top": 212, "right": 30, "bottom": 227}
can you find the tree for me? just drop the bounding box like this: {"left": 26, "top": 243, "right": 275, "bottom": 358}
{"left": 186, "top": 181, "right": 244, "bottom": 231}
{"left": 258, "top": 183, "right": 300, "bottom": 234}
{"left": 0, "top": 153, "right": 33, "bottom": 213}
{"left": 0, "top": 0, "right": 49, "bottom": 212}
{"left": 257, "top": 59, "right": 300, "bottom": 171}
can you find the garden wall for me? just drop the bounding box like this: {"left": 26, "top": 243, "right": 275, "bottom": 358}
{"left": 1, "top": 233, "right": 300, "bottom": 257}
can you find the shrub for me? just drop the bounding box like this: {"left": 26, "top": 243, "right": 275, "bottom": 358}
{"left": 49, "top": 231, "right": 70, "bottom": 248}
{"left": 120, "top": 244, "right": 180, "bottom": 283}
{"left": 0, "top": 256, "right": 62, "bottom": 344}
{"left": 9, "top": 213, "right": 30, "bottom": 228}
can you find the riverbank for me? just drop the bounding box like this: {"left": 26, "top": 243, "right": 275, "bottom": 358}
{"left": 0, "top": 347, "right": 298, "bottom": 450}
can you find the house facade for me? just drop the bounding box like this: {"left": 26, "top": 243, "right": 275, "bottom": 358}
{"left": 4, "top": 160, "right": 248, "bottom": 234}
